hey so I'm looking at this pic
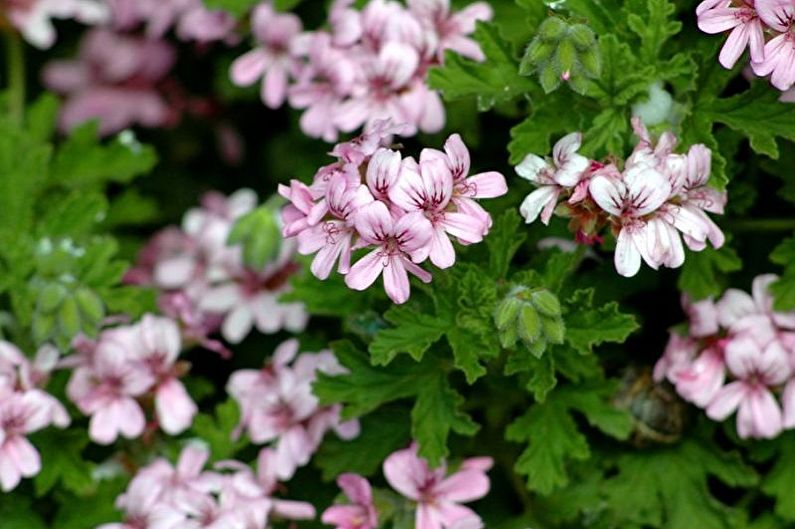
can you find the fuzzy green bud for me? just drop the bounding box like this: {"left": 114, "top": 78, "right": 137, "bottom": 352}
{"left": 58, "top": 297, "right": 82, "bottom": 339}
{"left": 520, "top": 39, "right": 555, "bottom": 75}
{"left": 32, "top": 313, "right": 56, "bottom": 344}
{"left": 568, "top": 24, "right": 597, "bottom": 50}
{"left": 517, "top": 305, "right": 542, "bottom": 344}
{"left": 38, "top": 283, "right": 68, "bottom": 313}
{"left": 537, "top": 17, "right": 569, "bottom": 42}
{"left": 541, "top": 315, "right": 566, "bottom": 344}
{"left": 531, "top": 289, "right": 561, "bottom": 317}
{"left": 528, "top": 337, "right": 548, "bottom": 359}
{"left": 495, "top": 296, "right": 523, "bottom": 330}
{"left": 75, "top": 287, "right": 105, "bottom": 323}
{"left": 228, "top": 206, "right": 282, "bottom": 270}
{"left": 579, "top": 48, "right": 602, "bottom": 78}
{"left": 539, "top": 61, "right": 562, "bottom": 93}
{"left": 555, "top": 39, "right": 578, "bottom": 78}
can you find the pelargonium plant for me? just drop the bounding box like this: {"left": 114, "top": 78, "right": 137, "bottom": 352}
{"left": 3, "top": 0, "right": 795, "bottom": 528}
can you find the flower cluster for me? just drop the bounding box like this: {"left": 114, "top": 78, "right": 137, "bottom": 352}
{"left": 230, "top": 0, "right": 492, "bottom": 141}
{"left": 3, "top": 0, "right": 108, "bottom": 49}
{"left": 43, "top": 28, "right": 177, "bottom": 136}
{"left": 227, "top": 339, "right": 359, "bottom": 481}
{"left": 697, "top": 0, "right": 795, "bottom": 91}
{"left": 109, "top": 0, "right": 237, "bottom": 44}
{"left": 0, "top": 342, "right": 69, "bottom": 491}
{"left": 655, "top": 274, "right": 795, "bottom": 440}
{"left": 280, "top": 124, "right": 507, "bottom": 303}
{"left": 322, "top": 443, "right": 492, "bottom": 529}
{"left": 517, "top": 118, "right": 727, "bottom": 277}
{"left": 128, "top": 189, "right": 307, "bottom": 346}
{"left": 66, "top": 314, "right": 197, "bottom": 444}
{"left": 98, "top": 443, "right": 315, "bottom": 529}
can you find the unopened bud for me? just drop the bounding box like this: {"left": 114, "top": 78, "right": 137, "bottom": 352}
{"left": 518, "top": 305, "right": 542, "bottom": 344}
{"left": 538, "top": 17, "right": 569, "bottom": 42}
{"left": 531, "top": 290, "right": 561, "bottom": 317}
{"left": 568, "top": 24, "right": 597, "bottom": 50}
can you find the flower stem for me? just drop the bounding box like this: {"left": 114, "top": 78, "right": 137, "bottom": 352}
{"left": 4, "top": 29, "right": 25, "bottom": 126}
{"left": 726, "top": 219, "right": 795, "bottom": 232}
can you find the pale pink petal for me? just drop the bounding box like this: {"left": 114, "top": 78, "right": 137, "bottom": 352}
{"left": 465, "top": 172, "right": 507, "bottom": 198}
{"left": 707, "top": 381, "right": 747, "bottom": 420}
{"left": 230, "top": 48, "right": 269, "bottom": 86}
{"left": 519, "top": 187, "right": 559, "bottom": 224}
{"left": 614, "top": 227, "right": 642, "bottom": 277}
{"left": 345, "top": 249, "right": 385, "bottom": 291}
{"left": 434, "top": 470, "right": 490, "bottom": 502}
{"left": 156, "top": 378, "right": 197, "bottom": 435}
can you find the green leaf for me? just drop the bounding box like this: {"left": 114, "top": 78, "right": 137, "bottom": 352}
{"left": 587, "top": 34, "right": 653, "bottom": 106}
{"left": 25, "top": 93, "right": 59, "bottom": 142}
{"left": 508, "top": 95, "right": 582, "bottom": 164}
{"left": 369, "top": 305, "right": 447, "bottom": 365}
{"left": 762, "top": 433, "right": 795, "bottom": 521}
{"left": 315, "top": 341, "right": 426, "bottom": 418}
{"left": 191, "top": 399, "right": 248, "bottom": 460}
{"left": 0, "top": 496, "right": 48, "bottom": 529}
{"left": 202, "top": 0, "right": 258, "bottom": 16}
{"left": 412, "top": 373, "right": 479, "bottom": 465}
{"left": 316, "top": 341, "right": 478, "bottom": 466}
{"left": 602, "top": 437, "right": 757, "bottom": 529}
{"left": 0, "top": 121, "right": 51, "bottom": 232}
{"left": 624, "top": 0, "right": 682, "bottom": 64}
{"left": 581, "top": 107, "right": 629, "bottom": 158}
{"left": 37, "top": 192, "right": 107, "bottom": 237}
{"left": 678, "top": 245, "right": 742, "bottom": 300}
{"left": 314, "top": 408, "right": 411, "bottom": 481}
{"left": 770, "top": 236, "right": 795, "bottom": 311}
{"left": 563, "top": 289, "right": 639, "bottom": 354}
{"left": 52, "top": 478, "right": 128, "bottom": 529}
{"left": 486, "top": 209, "right": 527, "bottom": 279}
{"left": 51, "top": 124, "right": 157, "bottom": 189}
{"left": 506, "top": 383, "right": 632, "bottom": 494}
{"left": 565, "top": 0, "right": 626, "bottom": 35}
{"left": 31, "top": 429, "right": 94, "bottom": 496}
{"left": 429, "top": 22, "right": 534, "bottom": 109}
{"left": 704, "top": 83, "right": 795, "bottom": 159}
{"left": 284, "top": 268, "right": 380, "bottom": 317}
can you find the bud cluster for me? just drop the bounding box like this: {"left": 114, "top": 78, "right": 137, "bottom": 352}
{"left": 519, "top": 17, "right": 600, "bottom": 94}
{"left": 494, "top": 286, "right": 565, "bottom": 356}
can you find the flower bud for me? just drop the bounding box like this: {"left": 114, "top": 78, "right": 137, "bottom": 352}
{"left": 568, "top": 24, "right": 596, "bottom": 50}
{"left": 579, "top": 48, "right": 602, "bottom": 78}
{"left": 539, "top": 62, "right": 562, "bottom": 93}
{"left": 75, "top": 287, "right": 105, "bottom": 324}
{"left": 555, "top": 39, "right": 578, "bottom": 78}
{"left": 228, "top": 206, "right": 282, "bottom": 269}
{"left": 495, "top": 296, "right": 523, "bottom": 330}
{"left": 520, "top": 40, "right": 555, "bottom": 75}
{"left": 531, "top": 290, "right": 561, "bottom": 317}
{"left": 517, "top": 304, "right": 542, "bottom": 344}
{"left": 38, "top": 282, "right": 68, "bottom": 313}
{"left": 541, "top": 314, "right": 565, "bottom": 344}
{"left": 58, "top": 296, "right": 81, "bottom": 338}
{"left": 537, "top": 17, "right": 569, "bottom": 42}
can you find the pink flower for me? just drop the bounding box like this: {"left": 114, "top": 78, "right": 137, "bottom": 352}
{"left": 289, "top": 33, "right": 357, "bottom": 142}
{"left": 227, "top": 340, "right": 358, "bottom": 480}
{"left": 717, "top": 274, "right": 795, "bottom": 333}
{"left": 135, "top": 314, "right": 197, "bottom": 435}
{"left": 408, "top": 0, "right": 493, "bottom": 61}
{"left": 6, "top": 0, "right": 108, "bottom": 49}
{"left": 390, "top": 155, "right": 482, "bottom": 268}
{"left": 675, "top": 346, "right": 727, "bottom": 407}
{"left": 0, "top": 392, "right": 65, "bottom": 491}
{"left": 517, "top": 132, "right": 590, "bottom": 224}
{"left": 753, "top": 0, "right": 795, "bottom": 90}
{"left": 707, "top": 335, "right": 790, "bottom": 439}
{"left": 345, "top": 202, "right": 433, "bottom": 304}
{"left": 297, "top": 175, "right": 375, "bottom": 279}
{"left": 322, "top": 474, "right": 378, "bottom": 529}
{"left": 109, "top": 0, "right": 236, "bottom": 43}
{"left": 334, "top": 42, "right": 422, "bottom": 134}
{"left": 67, "top": 327, "right": 153, "bottom": 444}
{"left": 198, "top": 244, "right": 308, "bottom": 344}
{"left": 230, "top": 3, "right": 302, "bottom": 108}
{"left": 383, "top": 444, "right": 491, "bottom": 529}
{"left": 589, "top": 164, "right": 672, "bottom": 276}
{"left": 421, "top": 133, "right": 507, "bottom": 237}
{"left": 697, "top": 0, "right": 765, "bottom": 68}
{"left": 682, "top": 295, "right": 720, "bottom": 337}
{"left": 42, "top": 29, "right": 176, "bottom": 135}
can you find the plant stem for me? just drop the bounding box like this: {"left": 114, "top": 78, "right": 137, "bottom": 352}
{"left": 4, "top": 29, "right": 25, "bottom": 125}
{"left": 726, "top": 219, "right": 795, "bottom": 232}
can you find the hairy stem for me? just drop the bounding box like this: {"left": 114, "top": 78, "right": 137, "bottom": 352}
{"left": 4, "top": 29, "right": 25, "bottom": 125}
